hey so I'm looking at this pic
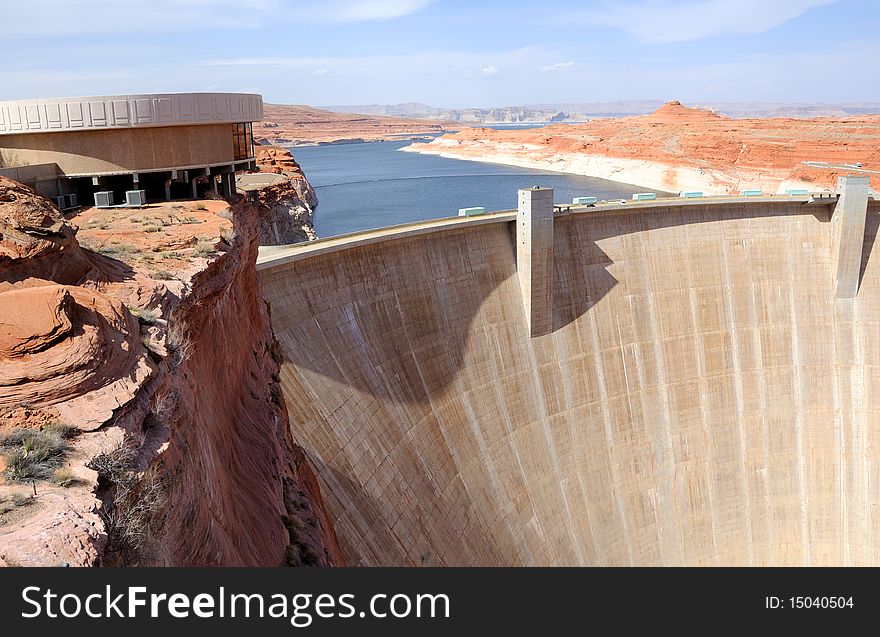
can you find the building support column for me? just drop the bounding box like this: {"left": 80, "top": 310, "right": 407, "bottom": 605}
{"left": 211, "top": 175, "right": 219, "bottom": 197}
{"left": 164, "top": 178, "right": 172, "bottom": 201}
{"left": 517, "top": 187, "right": 554, "bottom": 337}
{"left": 832, "top": 175, "right": 871, "bottom": 299}
{"left": 221, "top": 172, "right": 234, "bottom": 199}
{"left": 191, "top": 179, "right": 199, "bottom": 199}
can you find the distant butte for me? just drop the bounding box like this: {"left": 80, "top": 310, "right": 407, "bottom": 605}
{"left": 403, "top": 101, "right": 880, "bottom": 195}
{"left": 255, "top": 103, "right": 462, "bottom": 146}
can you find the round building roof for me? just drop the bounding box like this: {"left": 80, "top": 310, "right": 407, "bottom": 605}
{"left": 0, "top": 92, "right": 263, "bottom": 136}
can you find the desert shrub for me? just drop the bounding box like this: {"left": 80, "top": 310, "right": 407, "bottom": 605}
{"left": 282, "top": 478, "right": 320, "bottom": 567}
{"left": 53, "top": 467, "right": 82, "bottom": 487}
{"left": 153, "top": 269, "right": 175, "bottom": 281}
{"left": 0, "top": 492, "right": 36, "bottom": 524}
{"left": 43, "top": 420, "right": 77, "bottom": 439}
{"left": 193, "top": 240, "right": 215, "bottom": 257}
{"left": 10, "top": 492, "right": 34, "bottom": 507}
{"left": 128, "top": 306, "right": 161, "bottom": 325}
{"left": 0, "top": 427, "right": 70, "bottom": 482}
{"left": 166, "top": 321, "right": 193, "bottom": 368}
{"left": 0, "top": 492, "right": 34, "bottom": 514}
{"left": 220, "top": 226, "right": 236, "bottom": 243}
{"left": 88, "top": 437, "right": 166, "bottom": 565}
{"left": 143, "top": 225, "right": 162, "bottom": 233}
{"left": 267, "top": 338, "right": 284, "bottom": 365}
{"left": 194, "top": 203, "right": 208, "bottom": 211}
{"left": 96, "top": 243, "right": 139, "bottom": 258}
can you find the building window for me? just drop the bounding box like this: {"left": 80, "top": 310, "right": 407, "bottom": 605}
{"left": 233, "top": 122, "right": 254, "bottom": 161}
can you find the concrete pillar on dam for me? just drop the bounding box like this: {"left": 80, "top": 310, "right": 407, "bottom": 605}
{"left": 832, "top": 175, "right": 871, "bottom": 298}
{"left": 517, "top": 187, "right": 554, "bottom": 336}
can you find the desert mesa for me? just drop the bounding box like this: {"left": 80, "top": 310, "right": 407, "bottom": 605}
{"left": 404, "top": 100, "right": 880, "bottom": 195}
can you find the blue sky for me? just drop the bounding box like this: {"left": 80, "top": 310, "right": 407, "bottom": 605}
{"left": 3, "top": 0, "right": 878, "bottom": 107}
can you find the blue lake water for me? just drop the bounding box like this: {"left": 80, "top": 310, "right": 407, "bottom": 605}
{"left": 290, "top": 140, "right": 665, "bottom": 238}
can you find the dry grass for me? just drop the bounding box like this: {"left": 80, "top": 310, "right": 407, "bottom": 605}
{"left": 152, "top": 269, "right": 176, "bottom": 280}
{"left": 53, "top": 467, "right": 82, "bottom": 488}
{"left": 193, "top": 240, "right": 215, "bottom": 258}
{"left": 128, "top": 306, "right": 161, "bottom": 325}
{"left": 88, "top": 437, "right": 166, "bottom": 565}
{"left": 0, "top": 424, "right": 74, "bottom": 483}
{"left": 166, "top": 321, "right": 194, "bottom": 368}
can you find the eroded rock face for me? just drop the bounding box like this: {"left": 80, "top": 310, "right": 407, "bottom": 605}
{"left": 0, "top": 285, "right": 154, "bottom": 430}
{"left": 0, "top": 177, "right": 94, "bottom": 285}
{"left": 0, "top": 175, "right": 341, "bottom": 567}
{"left": 253, "top": 146, "right": 319, "bottom": 245}
{"left": 143, "top": 195, "right": 341, "bottom": 565}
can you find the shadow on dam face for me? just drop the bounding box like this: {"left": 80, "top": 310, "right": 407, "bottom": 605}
{"left": 260, "top": 200, "right": 880, "bottom": 566}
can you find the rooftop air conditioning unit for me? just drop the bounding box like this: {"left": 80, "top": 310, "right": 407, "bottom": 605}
{"left": 52, "top": 196, "right": 66, "bottom": 209}
{"left": 94, "top": 191, "right": 114, "bottom": 208}
{"left": 125, "top": 190, "right": 147, "bottom": 207}
{"left": 66, "top": 193, "right": 78, "bottom": 209}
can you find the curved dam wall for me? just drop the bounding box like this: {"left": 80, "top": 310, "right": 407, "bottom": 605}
{"left": 259, "top": 197, "right": 880, "bottom": 566}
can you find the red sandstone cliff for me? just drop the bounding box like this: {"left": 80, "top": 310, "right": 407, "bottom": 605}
{"left": 404, "top": 101, "right": 880, "bottom": 194}
{"left": 252, "top": 145, "right": 319, "bottom": 245}
{"left": 0, "top": 176, "right": 342, "bottom": 566}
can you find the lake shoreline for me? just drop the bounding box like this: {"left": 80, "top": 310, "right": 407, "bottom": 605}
{"left": 291, "top": 140, "right": 669, "bottom": 237}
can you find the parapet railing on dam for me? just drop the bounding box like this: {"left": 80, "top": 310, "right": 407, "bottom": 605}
{"left": 258, "top": 179, "right": 870, "bottom": 336}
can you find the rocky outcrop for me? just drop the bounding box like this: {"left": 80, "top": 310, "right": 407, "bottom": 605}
{"left": 0, "top": 177, "right": 95, "bottom": 285}
{"left": 0, "top": 176, "right": 342, "bottom": 566}
{"left": 403, "top": 101, "right": 880, "bottom": 195}
{"left": 139, "top": 193, "right": 340, "bottom": 565}
{"left": 0, "top": 284, "right": 154, "bottom": 431}
{"left": 253, "top": 145, "right": 319, "bottom": 245}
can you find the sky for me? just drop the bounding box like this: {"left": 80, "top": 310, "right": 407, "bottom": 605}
{"left": 2, "top": 0, "right": 879, "bottom": 107}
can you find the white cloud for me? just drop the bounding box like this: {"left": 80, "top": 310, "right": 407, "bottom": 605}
{"left": 312, "top": 69, "right": 330, "bottom": 76}
{"left": 324, "top": 0, "right": 436, "bottom": 22}
{"left": 573, "top": 0, "right": 835, "bottom": 43}
{"left": 541, "top": 61, "right": 575, "bottom": 72}
{"left": 481, "top": 65, "right": 499, "bottom": 76}
{"left": 0, "top": 0, "right": 436, "bottom": 34}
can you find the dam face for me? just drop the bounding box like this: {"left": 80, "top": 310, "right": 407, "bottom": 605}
{"left": 259, "top": 196, "right": 880, "bottom": 566}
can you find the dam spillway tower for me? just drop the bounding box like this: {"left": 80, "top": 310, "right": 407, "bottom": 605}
{"left": 517, "top": 187, "right": 554, "bottom": 337}
{"left": 832, "top": 175, "right": 872, "bottom": 298}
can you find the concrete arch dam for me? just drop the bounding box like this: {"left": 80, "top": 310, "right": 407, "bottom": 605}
{"left": 258, "top": 184, "right": 880, "bottom": 566}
